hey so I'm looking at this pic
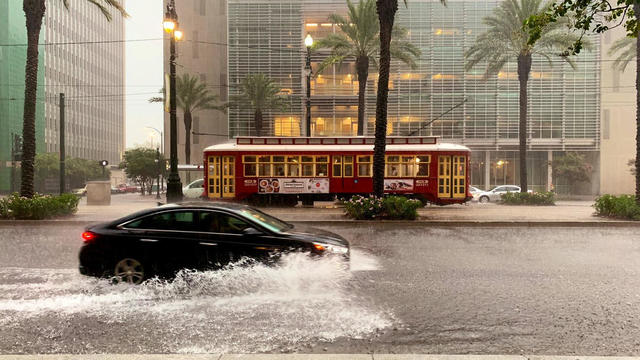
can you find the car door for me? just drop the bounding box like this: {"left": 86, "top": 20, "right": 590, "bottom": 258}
{"left": 122, "top": 210, "right": 202, "bottom": 275}
{"left": 185, "top": 179, "right": 204, "bottom": 198}
{"left": 197, "top": 210, "right": 289, "bottom": 268}
{"left": 490, "top": 186, "right": 507, "bottom": 201}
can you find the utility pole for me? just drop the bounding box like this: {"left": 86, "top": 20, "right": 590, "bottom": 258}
{"left": 59, "top": 93, "right": 65, "bottom": 195}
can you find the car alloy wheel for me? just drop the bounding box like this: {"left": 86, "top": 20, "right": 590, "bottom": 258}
{"left": 479, "top": 196, "right": 489, "bottom": 204}
{"left": 113, "top": 258, "right": 145, "bottom": 284}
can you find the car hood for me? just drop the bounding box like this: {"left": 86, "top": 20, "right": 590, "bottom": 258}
{"left": 281, "top": 225, "right": 349, "bottom": 247}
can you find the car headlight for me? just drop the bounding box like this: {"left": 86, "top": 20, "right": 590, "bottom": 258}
{"left": 312, "top": 242, "right": 349, "bottom": 255}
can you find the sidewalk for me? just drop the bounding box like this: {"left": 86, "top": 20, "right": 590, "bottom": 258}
{"left": 1, "top": 355, "right": 638, "bottom": 360}
{"left": 54, "top": 193, "right": 622, "bottom": 225}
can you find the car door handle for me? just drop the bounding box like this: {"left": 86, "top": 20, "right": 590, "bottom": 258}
{"left": 140, "top": 238, "right": 159, "bottom": 243}
{"left": 199, "top": 242, "right": 218, "bottom": 246}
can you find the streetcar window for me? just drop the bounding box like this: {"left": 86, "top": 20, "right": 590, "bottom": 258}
{"left": 288, "top": 163, "right": 300, "bottom": 177}
{"left": 315, "top": 156, "right": 328, "bottom": 177}
{"left": 416, "top": 155, "right": 430, "bottom": 177}
{"left": 301, "top": 156, "right": 314, "bottom": 163}
{"left": 333, "top": 156, "right": 342, "bottom": 177}
{"left": 386, "top": 156, "right": 401, "bottom": 177}
{"left": 273, "top": 155, "right": 285, "bottom": 163}
{"left": 243, "top": 156, "right": 257, "bottom": 177}
{"left": 343, "top": 156, "right": 353, "bottom": 177}
{"left": 258, "top": 163, "right": 271, "bottom": 177}
{"left": 302, "top": 164, "right": 314, "bottom": 176}
{"left": 273, "top": 163, "right": 286, "bottom": 177}
{"left": 357, "top": 155, "right": 372, "bottom": 177}
{"left": 258, "top": 156, "right": 270, "bottom": 163}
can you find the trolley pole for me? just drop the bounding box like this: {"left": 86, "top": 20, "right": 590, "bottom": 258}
{"left": 59, "top": 93, "right": 65, "bottom": 195}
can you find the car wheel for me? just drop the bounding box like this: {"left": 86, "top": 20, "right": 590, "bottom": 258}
{"left": 113, "top": 257, "right": 145, "bottom": 284}
{"left": 479, "top": 196, "right": 489, "bottom": 204}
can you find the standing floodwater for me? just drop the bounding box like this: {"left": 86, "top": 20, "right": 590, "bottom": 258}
{"left": 0, "top": 252, "right": 390, "bottom": 354}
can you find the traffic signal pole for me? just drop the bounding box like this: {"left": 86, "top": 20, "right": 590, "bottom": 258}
{"left": 59, "top": 93, "right": 65, "bottom": 195}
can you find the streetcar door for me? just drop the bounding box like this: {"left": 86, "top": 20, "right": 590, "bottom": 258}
{"left": 332, "top": 155, "right": 354, "bottom": 192}
{"left": 438, "top": 155, "right": 467, "bottom": 199}
{"left": 207, "top": 156, "right": 235, "bottom": 199}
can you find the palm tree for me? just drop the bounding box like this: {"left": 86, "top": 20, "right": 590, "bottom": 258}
{"left": 150, "top": 74, "right": 224, "bottom": 171}
{"left": 465, "top": 0, "right": 580, "bottom": 193}
{"left": 231, "top": 73, "right": 289, "bottom": 136}
{"left": 315, "top": 0, "right": 420, "bottom": 136}
{"left": 608, "top": 32, "right": 640, "bottom": 203}
{"left": 20, "top": 0, "right": 127, "bottom": 198}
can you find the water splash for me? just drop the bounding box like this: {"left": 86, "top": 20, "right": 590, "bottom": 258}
{"left": 0, "top": 253, "right": 391, "bottom": 353}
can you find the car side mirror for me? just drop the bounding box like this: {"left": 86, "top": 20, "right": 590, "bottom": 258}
{"left": 243, "top": 227, "right": 262, "bottom": 236}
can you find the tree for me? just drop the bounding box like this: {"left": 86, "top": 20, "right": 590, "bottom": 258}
{"left": 465, "top": 0, "right": 581, "bottom": 193}
{"left": 20, "top": 0, "right": 127, "bottom": 198}
{"left": 526, "top": 0, "right": 640, "bottom": 203}
{"left": 120, "top": 148, "right": 166, "bottom": 196}
{"left": 33, "top": 153, "right": 110, "bottom": 192}
{"left": 230, "top": 73, "right": 289, "bottom": 136}
{"left": 552, "top": 152, "right": 593, "bottom": 193}
{"left": 150, "top": 74, "right": 224, "bottom": 171}
{"left": 315, "top": 0, "right": 420, "bottom": 136}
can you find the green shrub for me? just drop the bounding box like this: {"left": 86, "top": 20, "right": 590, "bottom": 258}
{"left": 594, "top": 194, "right": 640, "bottom": 220}
{"left": 344, "top": 195, "right": 423, "bottom": 220}
{"left": 344, "top": 195, "right": 384, "bottom": 220}
{"left": 501, "top": 191, "right": 555, "bottom": 206}
{"left": 0, "top": 193, "right": 80, "bottom": 220}
{"left": 382, "top": 196, "right": 423, "bottom": 220}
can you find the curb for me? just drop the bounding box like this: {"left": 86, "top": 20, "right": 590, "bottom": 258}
{"left": 0, "top": 219, "right": 639, "bottom": 228}
{"left": 0, "top": 355, "right": 639, "bottom": 360}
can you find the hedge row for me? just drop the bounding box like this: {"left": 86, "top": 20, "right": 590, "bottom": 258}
{"left": 500, "top": 191, "right": 555, "bottom": 205}
{"left": 0, "top": 193, "right": 80, "bottom": 220}
{"left": 593, "top": 194, "right": 640, "bottom": 220}
{"left": 344, "top": 195, "right": 423, "bottom": 220}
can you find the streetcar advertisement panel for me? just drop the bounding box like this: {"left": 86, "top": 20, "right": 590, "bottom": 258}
{"left": 258, "top": 178, "right": 330, "bottom": 194}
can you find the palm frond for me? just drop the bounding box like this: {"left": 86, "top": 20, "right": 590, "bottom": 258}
{"left": 609, "top": 36, "right": 636, "bottom": 72}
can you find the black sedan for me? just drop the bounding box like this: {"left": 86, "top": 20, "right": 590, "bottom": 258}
{"left": 79, "top": 202, "right": 350, "bottom": 284}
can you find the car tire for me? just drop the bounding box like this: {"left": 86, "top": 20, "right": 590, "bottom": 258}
{"left": 112, "top": 257, "right": 146, "bottom": 285}
{"left": 479, "top": 196, "right": 489, "bottom": 204}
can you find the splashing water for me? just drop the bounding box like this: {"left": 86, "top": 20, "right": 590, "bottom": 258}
{"left": 0, "top": 253, "right": 391, "bottom": 354}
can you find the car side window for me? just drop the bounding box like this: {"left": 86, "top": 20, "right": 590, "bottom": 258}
{"left": 494, "top": 186, "right": 505, "bottom": 192}
{"left": 199, "top": 211, "right": 251, "bottom": 235}
{"left": 125, "top": 211, "right": 198, "bottom": 231}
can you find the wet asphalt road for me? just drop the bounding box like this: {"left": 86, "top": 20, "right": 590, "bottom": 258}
{"left": 0, "top": 223, "right": 639, "bottom": 355}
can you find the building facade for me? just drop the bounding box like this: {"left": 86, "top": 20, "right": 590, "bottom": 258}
{"left": 599, "top": 26, "right": 636, "bottom": 195}
{"left": 0, "top": 0, "right": 126, "bottom": 193}
{"left": 43, "top": 0, "right": 126, "bottom": 164}
{"left": 162, "top": 0, "right": 228, "bottom": 169}
{"left": 0, "top": 0, "right": 46, "bottom": 193}
{"left": 227, "top": 0, "right": 602, "bottom": 193}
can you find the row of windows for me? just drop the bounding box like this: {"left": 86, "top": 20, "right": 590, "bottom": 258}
{"left": 241, "top": 155, "right": 431, "bottom": 178}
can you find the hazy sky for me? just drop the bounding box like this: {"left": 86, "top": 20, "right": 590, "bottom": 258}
{"left": 124, "top": 0, "right": 164, "bottom": 149}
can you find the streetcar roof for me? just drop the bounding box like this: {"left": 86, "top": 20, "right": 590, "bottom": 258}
{"left": 204, "top": 142, "right": 471, "bottom": 153}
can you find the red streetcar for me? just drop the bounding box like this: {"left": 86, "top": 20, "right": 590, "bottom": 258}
{"left": 202, "top": 136, "right": 471, "bottom": 206}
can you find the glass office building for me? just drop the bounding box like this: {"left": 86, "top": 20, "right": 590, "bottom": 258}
{"left": 227, "top": 0, "right": 600, "bottom": 192}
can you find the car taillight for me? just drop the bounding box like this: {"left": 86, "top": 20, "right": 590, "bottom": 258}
{"left": 82, "top": 231, "right": 97, "bottom": 243}
{"left": 312, "top": 243, "right": 325, "bottom": 251}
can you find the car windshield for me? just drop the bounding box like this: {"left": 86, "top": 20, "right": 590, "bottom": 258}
{"left": 238, "top": 208, "right": 293, "bottom": 233}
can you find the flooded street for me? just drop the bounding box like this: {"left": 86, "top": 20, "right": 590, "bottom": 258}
{"left": 1, "top": 223, "right": 640, "bottom": 355}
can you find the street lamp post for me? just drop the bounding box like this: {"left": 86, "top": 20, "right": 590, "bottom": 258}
{"left": 304, "top": 34, "right": 313, "bottom": 137}
{"left": 164, "top": 0, "right": 183, "bottom": 203}
{"left": 155, "top": 148, "right": 161, "bottom": 200}
{"left": 146, "top": 126, "right": 164, "bottom": 193}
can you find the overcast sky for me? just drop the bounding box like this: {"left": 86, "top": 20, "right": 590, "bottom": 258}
{"left": 125, "top": 0, "right": 164, "bottom": 149}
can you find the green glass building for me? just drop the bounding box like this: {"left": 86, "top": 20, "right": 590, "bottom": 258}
{"left": 0, "top": 0, "right": 45, "bottom": 193}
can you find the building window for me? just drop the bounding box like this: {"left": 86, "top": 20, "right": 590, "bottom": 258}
{"left": 603, "top": 109, "right": 610, "bottom": 140}
{"left": 274, "top": 117, "right": 300, "bottom": 136}
{"left": 193, "top": 31, "right": 199, "bottom": 59}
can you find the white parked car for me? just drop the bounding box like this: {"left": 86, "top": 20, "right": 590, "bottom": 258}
{"left": 183, "top": 178, "right": 204, "bottom": 199}
{"left": 470, "top": 186, "right": 484, "bottom": 201}
{"left": 477, "top": 185, "right": 523, "bottom": 203}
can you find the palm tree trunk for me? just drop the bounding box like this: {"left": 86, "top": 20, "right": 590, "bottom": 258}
{"left": 183, "top": 110, "right": 192, "bottom": 183}
{"left": 635, "top": 4, "right": 640, "bottom": 204}
{"left": 356, "top": 55, "right": 370, "bottom": 137}
{"left": 21, "top": 0, "right": 46, "bottom": 198}
{"left": 517, "top": 53, "right": 532, "bottom": 193}
{"left": 373, "top": 0, "right": 398, "bottom": 197}
{"left": 255, "top": 110, "right": 263, "bottom": 137}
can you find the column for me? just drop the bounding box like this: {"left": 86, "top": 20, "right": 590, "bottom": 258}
{"left": 547, "top": 150, "right": 553, "bottom": 192}
{"left": 484, "top": 151, "right": 491, "bottom": 189}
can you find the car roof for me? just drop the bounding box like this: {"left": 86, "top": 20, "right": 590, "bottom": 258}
{"left": 105, "top": 201, "right": 251, "bottom": 226}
